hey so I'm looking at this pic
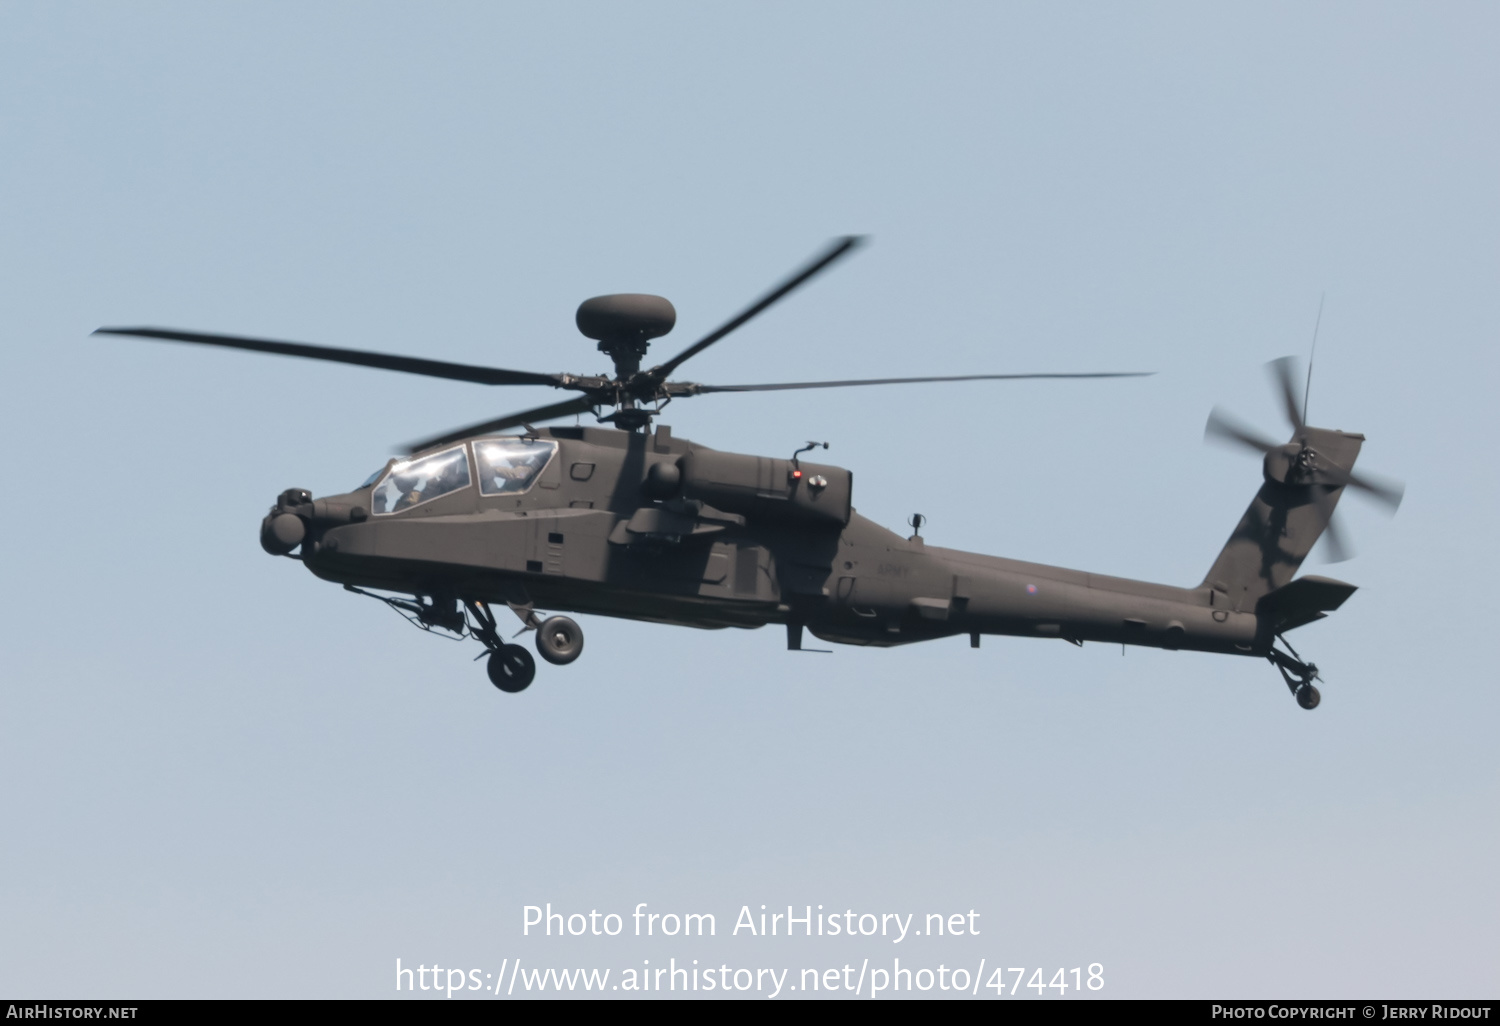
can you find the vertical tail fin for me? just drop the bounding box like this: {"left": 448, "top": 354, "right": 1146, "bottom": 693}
{"left": 1202, "top": 427, "right": 1364, "bottom": 611}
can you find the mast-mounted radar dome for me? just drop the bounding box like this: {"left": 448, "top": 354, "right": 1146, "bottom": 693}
{"left": 576, "top": 293, "right": 676, "bottom": 379}
{"left": 575, "top": 294, "right": 676, "bottom": 344}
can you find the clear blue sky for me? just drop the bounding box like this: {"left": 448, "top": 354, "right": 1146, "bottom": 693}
{"left": 1, "top": 2, "right": 1495, "bottom": 999}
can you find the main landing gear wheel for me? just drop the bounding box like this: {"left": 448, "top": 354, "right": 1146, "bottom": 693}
{"left": 1296, "top": 684, "right": 1321, "bottom": 710}
{"left": 535, "top": 615, "right": 584, "bottom": 666}
{"left": 487, "top": 644, "right": 536, "bottom": 693}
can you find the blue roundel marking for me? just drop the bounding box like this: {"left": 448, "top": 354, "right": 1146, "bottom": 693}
{"left": 1026, "top": 584, "right": 1038, "bottom": 595}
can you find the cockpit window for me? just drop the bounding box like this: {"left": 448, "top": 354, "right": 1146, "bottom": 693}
{"left": 371, "top": 446, "right": 472, "bottom": 515}
{"left": 474, "top": 437, "right": 557, "bottom": 495}
{"left": 358, "top": 464, "right": 388, "bottom": 489}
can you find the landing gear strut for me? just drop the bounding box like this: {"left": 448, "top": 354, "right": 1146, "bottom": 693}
{"left": 340, "top": 584, "right": 583, "bottom": 694}
{"left": 463, "top": 599, "right": 587, "bottom": 692}
{"left": 1268, "top": 634, "right": 1321, "bottom": 711}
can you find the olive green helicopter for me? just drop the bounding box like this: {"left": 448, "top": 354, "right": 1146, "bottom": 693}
{"left": 95, "top": 237, "right": 1402, "bottom": 708}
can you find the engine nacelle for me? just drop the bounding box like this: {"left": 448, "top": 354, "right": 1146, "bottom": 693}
{"left": 679, "top": 448, "right": 851, "bottom": 527}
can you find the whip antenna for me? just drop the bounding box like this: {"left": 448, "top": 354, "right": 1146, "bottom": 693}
{"left": 1303, "top": 292, "right": 1324, "bottom": 424}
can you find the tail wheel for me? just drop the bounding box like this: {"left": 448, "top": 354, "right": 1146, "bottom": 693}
{"left": 535, "top": 615, "right": 584, "bottom": 666}
{"left": 1296, "top": 684, "right": 1321, "bottom": 711}
{"left": 487, "top": 644, "right": 536, "bottom": 693}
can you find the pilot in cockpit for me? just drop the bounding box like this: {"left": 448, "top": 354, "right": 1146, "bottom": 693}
{"left": 489, "top": 458, "right": 533, "bottom": 484}
{"left": 420, "top": 459, "right": 463, "bottom": 504}
{"left": 481, "top": 448, "right": 538, "bottom": 490}
{"left": 392, "top": 470, "right": 424, "bottom": 511}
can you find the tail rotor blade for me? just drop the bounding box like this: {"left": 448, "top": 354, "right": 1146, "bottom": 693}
{"left": 1322, "top": 513, "right": 1354, "bottom": 563}
{"left": 1268, "top": 356, "right": 1306, "bottom": 434}
{"left": 1345, "top": 471, "right": 1405, "bottom": 512}
{"left": 1315, "top": 458, "right": 1406, "bottom": 513}
{"left": 1205, "top": 406, "right": 1281, "bottom": 454}
{"left": 1313, "top": 488, "right": 1355, "bottom": 563}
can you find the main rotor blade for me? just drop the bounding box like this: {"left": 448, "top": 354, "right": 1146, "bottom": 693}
{"left": 682, "top": 371, "right": 1153, "bottom": 394}
{"left": 402, "top": 396, "right": 596, "bottom": 454}
{"left": 1205, "top": 406, "right": 1281, "bottom": 454}
{"left": 648, "top": 236, "right": 866, "bottom": 381}
{"left": 95, "top": 327, "right": 566, "bottom": 388}
{"left": 1268, "top": 356, "right": 1306, "bottom": 434}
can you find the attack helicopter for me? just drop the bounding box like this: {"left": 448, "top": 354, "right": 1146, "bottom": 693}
{"left": 95, "top": 237, "right": 1402, "bottom": 708}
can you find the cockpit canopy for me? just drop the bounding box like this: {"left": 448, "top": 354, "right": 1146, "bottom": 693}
{"left": 366, "top": 437, "right": 558, "bottom": 515}
{"left": 370, "top": 445, "right": 471, "bottom": 514}
{"left": 474, "top": 437, "right": 557, "bottom": 495}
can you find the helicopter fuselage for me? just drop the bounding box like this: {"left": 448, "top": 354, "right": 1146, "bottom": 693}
{"left": 281, "top": 424, "right": 1269, "bottom": 658}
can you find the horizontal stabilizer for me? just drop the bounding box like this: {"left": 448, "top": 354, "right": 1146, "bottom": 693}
{"left": 1257, "top": 575, "right": 1358, "bottom": 633}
